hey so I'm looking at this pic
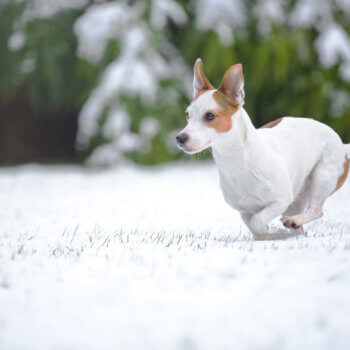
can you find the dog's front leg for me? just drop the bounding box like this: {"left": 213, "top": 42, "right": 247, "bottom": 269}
{"left": 246, "top": 199, "right": 292, "bottom": 240}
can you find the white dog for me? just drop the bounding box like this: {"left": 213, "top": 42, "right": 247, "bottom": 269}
{"left": 177, "top": 59, "right": 350, "bottom": 240}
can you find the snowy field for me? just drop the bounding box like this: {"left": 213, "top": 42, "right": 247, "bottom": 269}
{"left": 1, "top": 161, "right": 350, "bottom": 350}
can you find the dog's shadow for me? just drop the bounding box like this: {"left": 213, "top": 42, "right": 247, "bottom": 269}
{"left": 253, "top": 227, "right": 305, "bottom": 241}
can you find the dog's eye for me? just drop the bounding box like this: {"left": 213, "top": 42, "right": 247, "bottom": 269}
{"left": 185, "top": 111, "right": 189, "bottom": 120}
{"left": 204, "top": 112, "right": 216, "bottom": 121}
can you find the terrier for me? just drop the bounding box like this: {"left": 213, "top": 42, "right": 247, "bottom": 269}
{"left": 177, "top": 59, "right": 350, "bottom": 240}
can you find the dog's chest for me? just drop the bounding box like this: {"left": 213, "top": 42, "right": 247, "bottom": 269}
{"left": 218, "top": 172, "right": 263, "bottom": 212}
{"left": 215, "top": 157, "right": 273, "bottom": 214}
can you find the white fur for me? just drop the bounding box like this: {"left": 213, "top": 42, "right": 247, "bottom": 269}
{"left": 182, "top": 91, "right": 220, "bottom": 153}
{"left": 179, "top": 88, "right": 349, "bottom": 240}
{"left": 345, "top": 143, "right": 350, "bottom": 157}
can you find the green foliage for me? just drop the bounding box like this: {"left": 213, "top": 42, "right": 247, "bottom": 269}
{"left": 119, "top": 78, "right": 189, "bottom": 165}
{"left": 0, "top": 2, "right": 98, "bottom": 118}
{"left": 1, "top": 0, "right": 350, "bottom": 165}
{"left": 0, "top": 1, "right": 26, "bottom": 101}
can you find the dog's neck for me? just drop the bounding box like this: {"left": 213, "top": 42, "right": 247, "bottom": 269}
{"left": 211, "top": 108, "right": 257, "bottom": 172}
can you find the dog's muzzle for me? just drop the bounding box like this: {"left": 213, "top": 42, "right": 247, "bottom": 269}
{"left": 176, "top": 133, "right": 188, "bottom": 146}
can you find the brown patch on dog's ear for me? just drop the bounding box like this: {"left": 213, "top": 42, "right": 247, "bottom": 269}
{"left": 204, "top": 90, "right": 239, "bottom": 133}
{"left": 218, "top": 64, "right": 245, "bottom": 106}
{"left": 193, "top": 58, "right": 214, "bottom": 99}
{"left": 260, "top": 118, "right": 283, "bottom": 129}
{"left": 332, "top": 156, "right": 349, "bottom": 195}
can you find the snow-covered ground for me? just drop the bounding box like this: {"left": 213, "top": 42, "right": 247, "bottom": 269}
{"left": 1, "top": 162, "right": 350, "bottom": 350}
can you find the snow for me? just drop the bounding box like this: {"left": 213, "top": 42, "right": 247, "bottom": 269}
{"left": 75, "top": 29, "right": 162, "bottom": 148}
{"left": 1, "top": 162, "right": 350, "bottom": 350}
{"left": 7, "top": 31, "right": 26, "bottom": 51}
{"left": 315, "top": 24, "right": 350, "bottom": 68}
{"left": 254, "top": 0, "right": 286, "bottom": 35}
{"left": 71, "top": 0, "right": 350, "bottom": 166}
{"left": 289, "top": 0, "right": 333, "bottom": 28}
{"left": 329, "top": 90, "right": 350, "bottom": 118}
{"left": 335, "top": 0, "right": 350, "bottom": 16}
{"left": 20, "top": 53, "right": 36, "bottom": 74}
{"left": 102, "top": 107, "right": 130, "bottom": 140}
{"left": 74, "top": 2, "right": 140, "bottom": 64}
{"left": 74, "top": 2, "right": 190, "bottom": 165}
{"left": 150, "top": 0, "right": 187, "bottom": 29}
{"left": 194, "top": 0, "right": 247, "bottom": 46}
{"left": 288, "top": 0, "right": 350, "bottom": 80}
{"left": 19, "top": 0, "right": 88, "bottom": 21}
{"left": 315, "top": 24, "right": 350, "bottom": 81}
{"left": 139, "top": 116, "right": 161, "bottom": 139}
{"left": 74, "top": 3, "right": 176, "bottom": 144}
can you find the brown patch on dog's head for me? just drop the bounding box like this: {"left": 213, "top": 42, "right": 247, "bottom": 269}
{"left": 191, "top": 60, "right": 244, "bottom": 133}
{"left": 218, "top": 63, "right": 245, "bottom": 106}
{"left": 202, "top": 90, "right": 239, "bottom": 133}
{"left": 193, "top": 58, "right": 214, "bottom": 100}
{"left": 332, "top": 156, "right": 349, "bottom": 195}
{"left": 260, "top": 118, "right": 284, "bottom": 129}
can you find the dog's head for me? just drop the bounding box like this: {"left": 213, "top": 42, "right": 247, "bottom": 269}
{"left": 176, "top": 59, "right": 245, "bottom": 154}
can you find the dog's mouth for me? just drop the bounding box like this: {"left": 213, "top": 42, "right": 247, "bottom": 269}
{"left": 177, "top": 143, "right": 210, "bottom": 154}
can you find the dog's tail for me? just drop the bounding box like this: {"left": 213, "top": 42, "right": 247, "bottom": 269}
{"left": 345, "top": 143, "right": 350, "bottom": 159}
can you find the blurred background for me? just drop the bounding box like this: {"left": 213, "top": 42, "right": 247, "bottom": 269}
{"left": 1, "top": 0, "right": 350, "bottom": 166}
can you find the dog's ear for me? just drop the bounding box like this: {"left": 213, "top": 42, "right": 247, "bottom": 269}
{"left": 218, "top": 64, "right": 245, "bottom": 106}
{"left": 193, "top": 58, "right": 214, "bottom": 98}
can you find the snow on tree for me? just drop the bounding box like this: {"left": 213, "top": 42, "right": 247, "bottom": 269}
{"left": 74, "top": 0, "right": 190, "bottom": 165}
{"left": 71, "top": 0, "right": 350, "bottom": 165}
{"left": 5, "top": 0, "right": 350, "bottom": 165}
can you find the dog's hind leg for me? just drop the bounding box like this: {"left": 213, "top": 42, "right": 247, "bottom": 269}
{"left": 282, "top": 154, "right": 348, "bottom": 228}
{"left": 283, "top": 188, "right": 309, "bottom": 217}
{"left": 281, "top": 188, "right": 310, "bottom": 230}
{"left": 282, "top": 205, "right": 323, "bottom": 229}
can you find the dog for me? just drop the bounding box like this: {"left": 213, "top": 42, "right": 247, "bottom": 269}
{"left": 176, "top": 58, "right": 350, "bottom": 240}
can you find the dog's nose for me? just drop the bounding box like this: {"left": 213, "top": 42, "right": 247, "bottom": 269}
{"left": 176, "top": 133, "right": 188, "bottom": 145}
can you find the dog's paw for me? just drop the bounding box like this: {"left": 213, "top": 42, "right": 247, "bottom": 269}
{"left": 281, "top": 217, "right": 300, "bottom": 229}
